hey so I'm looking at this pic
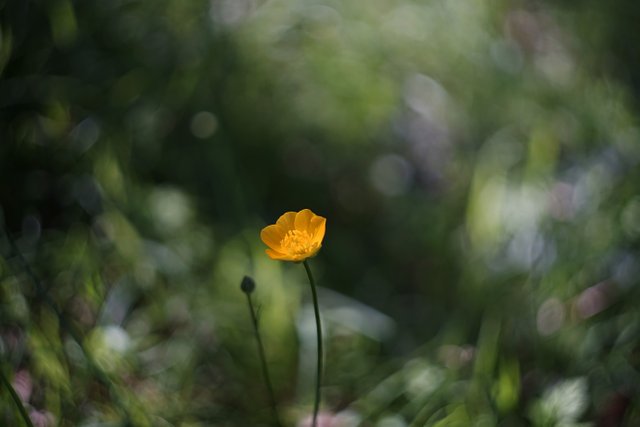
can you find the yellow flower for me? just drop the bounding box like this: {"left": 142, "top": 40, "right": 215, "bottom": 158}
{"left": 260, "top": 209, "right": 326, "bottom": 262}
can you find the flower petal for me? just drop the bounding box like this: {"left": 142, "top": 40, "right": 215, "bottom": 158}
{"left": 294, "top": 209, "right": 314, "bottom": 233}
{"left": 310, "top": 215, "right": 326, "bottom": 244}
{"left": 265, "top": 248, "right": 295, "bottom": 261}
{"left": 276, "top": 211, "right": 297, "bottom": 231}
{"left": 305, "top": 245, "right": 321, "bottom": 259}
{"left": 260, "top": 225, "right": 285, "bottom": 251}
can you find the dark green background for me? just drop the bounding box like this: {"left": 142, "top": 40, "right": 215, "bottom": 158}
{"left": 1, "top": 0, "right": 640, "bottom": 425}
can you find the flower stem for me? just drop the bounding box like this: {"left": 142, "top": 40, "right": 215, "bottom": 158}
{"left": 245, "top": 292, "right": 283, "bottom": 427}
{"left": 303, "top": 260, "right": 322, "bottom": 427}
{"left": 0, "top": 368, "right": 34, "bottom": 427}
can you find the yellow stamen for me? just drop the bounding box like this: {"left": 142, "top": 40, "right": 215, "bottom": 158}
{"left": 280, "top": 230, "right": 318, "bottom": 256}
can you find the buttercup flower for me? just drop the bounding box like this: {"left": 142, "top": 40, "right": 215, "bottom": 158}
{"left": 260, "top": 209, "right": 326, "bottom": 262}
{"left": 262, "top": 209, "right": 327, "bottom": 424}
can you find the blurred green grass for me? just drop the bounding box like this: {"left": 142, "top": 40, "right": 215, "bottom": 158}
{"left": 1, "top": 0, "right": 640, "bottom": 425}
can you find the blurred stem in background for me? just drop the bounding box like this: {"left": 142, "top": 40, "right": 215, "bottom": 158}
{"left": 0, "top": 367, "right": 34, "bottom": 427}
{"left": 241, "top": 276, "right": 283, "bottom": 427}
{"left": 303, "top": 260, "right": 323, "bottom": 427}
{"left": 0, "top": 228, "right": 140, "bottom": 426}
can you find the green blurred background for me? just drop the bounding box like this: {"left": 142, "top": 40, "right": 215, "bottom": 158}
{"left": 1, "top": 0, "right": 640, "bottom": 425}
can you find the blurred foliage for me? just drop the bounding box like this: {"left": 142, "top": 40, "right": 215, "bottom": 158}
{"left": 1, "top": 0, "right": 640, "bottom": 425}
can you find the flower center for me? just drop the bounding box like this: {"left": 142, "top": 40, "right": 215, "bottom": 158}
{"left": 280, "top": 230, "right": 317, "bottom": 255}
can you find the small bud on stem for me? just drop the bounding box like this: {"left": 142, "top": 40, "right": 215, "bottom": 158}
{"left": 240, "top": 276, "right": 256, "bottom": 294}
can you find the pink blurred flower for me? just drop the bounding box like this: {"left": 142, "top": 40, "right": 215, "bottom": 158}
{"left": 29, "top": 410, "right": 55, "bottom": 427}
{"left": 12, "top": 370, "right": 32, "bottom": 403}
{"left": 298, "top": 412, "right": 337, "bottom": 427}
{"left": 297, "top": 411, "right": 356, "bottom": 427}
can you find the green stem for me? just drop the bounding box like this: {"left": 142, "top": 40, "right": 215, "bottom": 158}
{"left": 303, "top": 260, "right": 322, "bottom": 427}
{"left": 245, "top": 292, "right": 283, "bottom": 427}
{"left": 0, "top": 369, "right": 34, "bottom": 427}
